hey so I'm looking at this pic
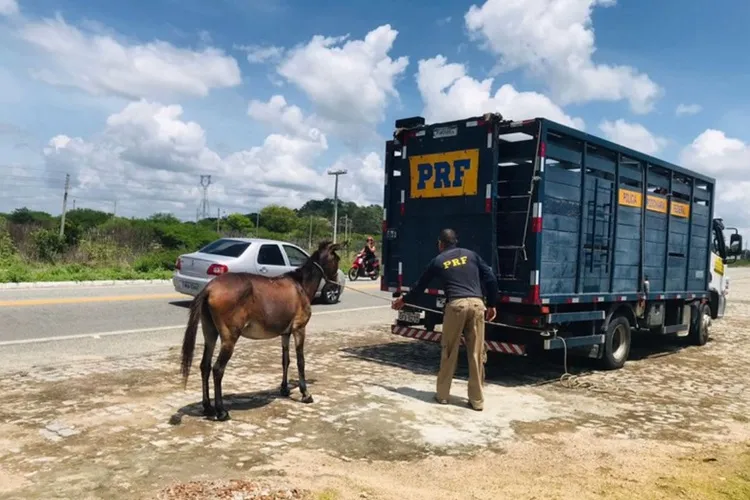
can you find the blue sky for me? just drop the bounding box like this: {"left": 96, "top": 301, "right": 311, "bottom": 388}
{"left": 0, "top": 0, "right": 748, "bottom": 226}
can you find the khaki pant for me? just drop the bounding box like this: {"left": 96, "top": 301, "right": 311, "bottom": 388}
{"left": 436, "top": 297, "right": 487, "bottom": 406}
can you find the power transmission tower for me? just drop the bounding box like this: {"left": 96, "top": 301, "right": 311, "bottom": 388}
{"left": 59, "top": 173, "right": 70, "bottom": 240}
{"left": 199, "top": 175, "right": 212, "bottom": 220}
{"left": 328, "top": 169, "right": 347, "bottom": 243}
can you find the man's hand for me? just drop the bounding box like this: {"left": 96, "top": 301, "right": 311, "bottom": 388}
{"left": 392, "top": 297, "right": 405, "bottom": 310}
{"left": 485, "top": 306, "right": 496, "bottom": 322}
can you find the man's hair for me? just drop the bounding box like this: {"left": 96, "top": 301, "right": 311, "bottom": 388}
{"left": 438, "top": 228, "right": 457, "bottom": 247}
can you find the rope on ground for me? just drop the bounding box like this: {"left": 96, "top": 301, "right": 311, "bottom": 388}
{"left": 333, "top": 278, "right": 631, "bottom": 396}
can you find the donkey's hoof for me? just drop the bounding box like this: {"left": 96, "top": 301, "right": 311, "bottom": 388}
{"left": 280, "top": 385, "right": 291, "bottom": 397}
{"left": 301, "top": 394, "right": 314, "bottom": 404}
{"left": 202, "top": 405, "right": 216, "bottom": 417}
{"left": 215, "top": 409, "right": 231, "bottom": 422}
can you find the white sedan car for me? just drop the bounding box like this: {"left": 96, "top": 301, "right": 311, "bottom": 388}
{"left": 172, "top": 237, "right": 346, "bottom": 304}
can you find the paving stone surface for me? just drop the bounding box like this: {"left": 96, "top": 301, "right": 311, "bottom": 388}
{"left": 0, "top": 284, "right": 749, "bottom": 498}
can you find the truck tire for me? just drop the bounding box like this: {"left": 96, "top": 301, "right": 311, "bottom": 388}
{"left": 599, "top": 315, "right": 631, "bottom": 370}
{"left": 687, "top": 302, "right": 711, "bottom": 346}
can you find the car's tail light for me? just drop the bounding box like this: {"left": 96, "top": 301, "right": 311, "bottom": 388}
{"left": 175, "top": 258, "right": 182, "bottom": 270}
{"left": 207, "top": 263, "right": 228, "bottom": 276}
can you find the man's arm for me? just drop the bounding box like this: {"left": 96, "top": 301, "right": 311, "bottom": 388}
{"left": 401, "top": 257, "right": 439, "bottom": 303}
{"left": 475, "top": 252, "right": 498, "bottom": 305}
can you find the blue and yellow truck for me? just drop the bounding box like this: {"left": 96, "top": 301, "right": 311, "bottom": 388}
{"left": 380, "top": 113, "right": 743, "bottom": 369}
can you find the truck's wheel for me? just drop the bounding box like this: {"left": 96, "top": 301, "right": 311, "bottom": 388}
{"left": 687, "top": 302, "right": 711, "bottom": 346}
{"left": 599, "top": 315, "right": 631, "bottom": 370}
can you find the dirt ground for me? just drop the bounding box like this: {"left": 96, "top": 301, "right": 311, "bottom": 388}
{"left": 1, "top": 276, "right": 750, "bottom": 499}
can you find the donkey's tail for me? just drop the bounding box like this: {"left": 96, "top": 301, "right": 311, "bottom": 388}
{"left": 181, "top": 288, "right": 207, "bottom": 388}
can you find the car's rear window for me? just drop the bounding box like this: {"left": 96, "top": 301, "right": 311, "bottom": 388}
{"left": 198, "top": 239, "right": 251, "bottom": 257}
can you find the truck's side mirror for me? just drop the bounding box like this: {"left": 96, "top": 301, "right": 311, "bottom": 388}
{"left": 730, "top": 234, "right": 743, "bottom": 255}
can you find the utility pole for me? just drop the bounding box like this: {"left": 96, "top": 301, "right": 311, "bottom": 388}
{"left": 216, "top": 207, "right": 221, "bottom": 233}
{"left": 328, "top": 169, "right": 347, "bottom": 243}
{"left": 199, "top": 175, "right": 212, "bottom": 220}
{"left": 59, "top": 173, "right": 70, "bottom": 240}
{"left": 113, "top": 199, "right": 117, "bottom": 217}
{"left": 72, "top": 198, "right": 76, "bottom": 210}
{"left": 308, "top": 215, "right": 313, "bottom": 249}
{"left": 255, "top": 212, "right": 260, "bottom": 236}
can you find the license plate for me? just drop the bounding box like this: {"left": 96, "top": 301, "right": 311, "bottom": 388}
{"left": 182, "top": 280, "right": 199, "bottom": 290}
{"left": 436, "top": 297, "right": 445, "bottom": 308}
{"left": 398, "top": 310, "right": 421, "bottom": 324}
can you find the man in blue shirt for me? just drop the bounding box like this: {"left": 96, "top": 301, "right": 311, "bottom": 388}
{"left": 392, "top": 228, "right": 497, "bottom": 411}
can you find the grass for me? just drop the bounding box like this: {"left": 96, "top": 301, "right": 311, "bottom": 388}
{"left": 0, "top": 260, "right": 173, "bottom": 283}
{"left": 654, "top": 443, "right": 750, "bottom": 499}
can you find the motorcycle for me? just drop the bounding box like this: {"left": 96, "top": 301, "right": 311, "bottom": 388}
{"left": 348, "top": 251, "right": 380, "bottom": 281}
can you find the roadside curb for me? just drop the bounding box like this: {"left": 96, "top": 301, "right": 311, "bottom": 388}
{"left": 0, "top": 277, "right": 379, "bottom": 290}
{"left": 0, "top": 279, "right": 173, "bottom": 290}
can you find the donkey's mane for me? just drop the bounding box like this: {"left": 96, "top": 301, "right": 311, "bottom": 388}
{"left": 284, "top": 240, "right": 333, "bottom": 283}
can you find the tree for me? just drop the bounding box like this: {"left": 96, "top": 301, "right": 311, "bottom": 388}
{"left": 259, "top": 205, "right": 298, "bottom": 234}
{"left": 66, "top": 208, "right": 111, "bottom": 231}
{"left": 8, "top": 207, "right": 54, "bottom": 226}
{"left": 224, "top": 213, "right": 254, "bottom": 235}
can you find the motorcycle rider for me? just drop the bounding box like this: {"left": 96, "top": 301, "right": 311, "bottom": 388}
{"left": 361, "top": 236, "right": 377, "bottom": 274}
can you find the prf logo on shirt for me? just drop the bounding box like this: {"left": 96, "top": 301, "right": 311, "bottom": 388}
{"left": 409, "top": 149, "right": 479, "bottom": 199}
{"left": 443, "top": 255, "right": 468, "bottom": 269}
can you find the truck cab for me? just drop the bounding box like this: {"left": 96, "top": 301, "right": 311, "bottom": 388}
{"left": 710, "top": 218, "right": 742, "bottom": 318}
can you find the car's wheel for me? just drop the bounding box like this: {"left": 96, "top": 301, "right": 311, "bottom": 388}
{"left": 320, "top": 283, "right": 341, "bottom": 304}
{"left": 598, "top": 315, "right": 631, "bottom": 370}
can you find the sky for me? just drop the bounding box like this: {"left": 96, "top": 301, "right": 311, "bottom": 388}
{"left": 0, "top": 0, "right": 748, "bottom": 229}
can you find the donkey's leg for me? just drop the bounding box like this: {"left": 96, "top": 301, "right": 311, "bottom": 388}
{"left": 212, "top": 340, "right": 236, "bottom": 422}
{"left": 200, "top": 319, "right": 219, "bottom": 417}
{"left": 293, "top": 327, "right": 313, "bottom": 404}
{"left": 280, "top": 334, "right": 291, "bottom": 397}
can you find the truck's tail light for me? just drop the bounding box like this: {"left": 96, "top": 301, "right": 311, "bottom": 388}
{"left": 175, "top": 258, "right": 182, "bottom": 270}
{"left": 207, "top": 264, "right": 228, "bottom": 276}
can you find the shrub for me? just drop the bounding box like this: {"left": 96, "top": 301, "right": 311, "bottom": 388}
{"left": 133, "top": 248, "right": 182, "bottom": 272}
{"left": 0, "top": 217, "right": 17, "bottom": 262}
{"left": 31, "top": 228, "right": 66, "bottom": 263}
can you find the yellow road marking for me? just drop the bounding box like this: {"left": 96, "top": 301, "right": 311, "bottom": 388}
{"left": 0, "top": 281, "right": 384, "bottom": 307}
{"left": 0, "top": 293, "right": 184, "bottom": 307}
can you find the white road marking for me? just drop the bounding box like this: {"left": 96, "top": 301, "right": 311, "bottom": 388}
{"left": 0, "top": 305, "right": 392, "bottom": 346}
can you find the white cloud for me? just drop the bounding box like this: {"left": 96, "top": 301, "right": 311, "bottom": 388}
{"left": 247, "top": 94, "right": 325, "bottom": 144}
{"left": 680, "top": 129, "right": 750, "bottom": 181}
{"left": 38, "top": 98, "right": 381, "bottom": 218}
{"left": 680, "top": 129, "right": 750, "bottom": 232}
{"left": 332, "top": 152, "right": 384, "bottom": 206}
{"left": 598, "top": 119, "right": 667, "bottom": 155}
{"left": 19, "top": 14, "right": 241, "bottom": 100}
{"left": 676, "top": 103, "right": 702, "bottom": 116}
{"left": 464, "top": 0, "right": 662, "bottom": 113}
{"left": 0, "top": 0, "right": 19, "bottom": 16}
{"left": 277, "top": 24, "right": 409, "bottom": 132}
{"left": 236, "top": 44, "right": 285, "bottom": 64}
{"left": 416, "top": 55, "right": 585, "bottom": 129}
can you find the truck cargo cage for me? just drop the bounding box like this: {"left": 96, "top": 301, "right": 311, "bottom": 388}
{"left": 381, "top": 112, "right": 742, "bottom": 371}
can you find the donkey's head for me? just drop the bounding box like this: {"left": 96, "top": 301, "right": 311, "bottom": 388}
{"left": 313, "top": 240, "right": 343, "bottom": 283}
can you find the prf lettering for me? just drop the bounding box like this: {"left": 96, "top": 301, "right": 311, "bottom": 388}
{"left": 443, "top": 255, "right": 468, "bottom": 269}
{"left": 409, "top": 149, "right": 479, "bottom": 199}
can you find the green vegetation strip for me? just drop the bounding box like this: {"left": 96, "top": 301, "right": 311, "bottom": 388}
{"left": 0, "top": 200, "right": 380, "bottom": 284}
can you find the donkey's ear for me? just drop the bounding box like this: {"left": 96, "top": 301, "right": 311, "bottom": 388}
{"left": 318, "top": 240, "right": 333, "bottom": 251}
{"left": 329, "top": 243, "right": 342, "bottom": 253}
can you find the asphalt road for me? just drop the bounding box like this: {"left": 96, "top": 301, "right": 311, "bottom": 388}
{"left": 0, "top": 279, "right": 395, "bottom": 373}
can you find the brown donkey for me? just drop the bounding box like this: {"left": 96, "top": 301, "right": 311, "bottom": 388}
{"left": 180, "top": 240, "right": 343, "bottom": 421}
